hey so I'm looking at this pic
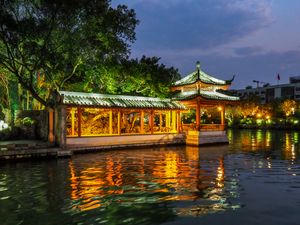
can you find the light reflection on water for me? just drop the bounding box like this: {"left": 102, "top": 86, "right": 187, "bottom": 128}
{"left": 1, "top": 129, "right": 300, "bottom": 224}
{"left": 67, "top": 146, "right": 239, "bottom": 217}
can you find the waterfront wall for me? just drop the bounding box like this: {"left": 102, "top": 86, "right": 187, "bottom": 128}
{"left": 67, "top": 133, "right": 185, "bottom": 151}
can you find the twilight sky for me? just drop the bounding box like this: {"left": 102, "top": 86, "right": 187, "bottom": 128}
{"left": 113, "top": 0, "right": 300, "bottom": 89}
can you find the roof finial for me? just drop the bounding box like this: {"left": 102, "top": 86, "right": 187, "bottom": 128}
{"left": 196, "top": 61, "right": 200, "bottom": 80}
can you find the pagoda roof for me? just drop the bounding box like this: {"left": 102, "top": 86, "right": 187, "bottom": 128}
{"left": 172, "top": 90, "right": 240, "bottom": 101}
{"left": 173, "top": 70, "right": 234, "bottom": 87}
{"left": 58, "top": 91, "right": 186, "bottom": 110}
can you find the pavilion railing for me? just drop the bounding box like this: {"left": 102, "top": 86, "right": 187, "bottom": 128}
{"left": 182, "top": 123, "right": 225, "bottom": 132}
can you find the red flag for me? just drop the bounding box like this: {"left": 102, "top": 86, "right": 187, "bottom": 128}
{"left": 277, "top": 73, "right": 280, "bottom": 80}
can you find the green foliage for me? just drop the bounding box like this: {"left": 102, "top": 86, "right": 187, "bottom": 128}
{"left": 0, "top": 67, "right": 12, "bottom": 109}
{"left": 118, "top": 56, "right": 180, "bottom": 97}
{"left": 77, "top": 56, "right": 181, "bottom": 98}
{"left": 21, "top": 117, "right": 36, "bottom": 126}
{"left": 0, "top": 0, "right": 138, "bottom": 107}
{"left": 0, "top": 116, "right": 36, "bottom": 140}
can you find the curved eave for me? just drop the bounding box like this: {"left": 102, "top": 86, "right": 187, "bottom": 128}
{"left": 172, "top": 79, "right": 231, "bottom": 87}
{"left": 172, "top": 91, "right": 240, "bottom": 102}
{"left": 62, "top": 103, "right": 186, "bottom": 110}
{"left": 59, "top": 91, "right": 186, "bottom": 110}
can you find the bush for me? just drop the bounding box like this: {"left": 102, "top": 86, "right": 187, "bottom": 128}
{"left": 22, "top": 117, "right": 36, "bottom": 126}
{"left": 0, "top": 117, "right": 37, "bottom": 140}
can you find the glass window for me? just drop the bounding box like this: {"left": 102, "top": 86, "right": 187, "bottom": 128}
{"left": 121, "top": 111, "right": 141, "bottom": 134}
{"left": 81, "top": 108, "right": 112, "bottom": 136}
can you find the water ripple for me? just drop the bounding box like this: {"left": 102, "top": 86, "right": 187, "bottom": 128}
{"left": 1, "top": 130, "right": 300, "bottom": 224}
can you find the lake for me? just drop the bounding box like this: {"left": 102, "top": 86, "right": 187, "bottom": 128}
{"left": 1, "top": 129, "right": 300, "bottom": 225}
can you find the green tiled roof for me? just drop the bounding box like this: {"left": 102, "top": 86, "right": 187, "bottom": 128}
{"left": 172, "top": 90, "right": 240, "bottom": 101}
{"left": 58, "top": 91, "right": 186, "bottom": 110}
{"left": 173, "top": 70, "right": 234, "bottom": 86}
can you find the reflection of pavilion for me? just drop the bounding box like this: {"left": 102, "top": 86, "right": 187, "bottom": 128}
{"left": 68, "top": 146, "right": 239, "bottom": 216}
{"left": 51, "top": 62, "right": 239, "bottom": 147}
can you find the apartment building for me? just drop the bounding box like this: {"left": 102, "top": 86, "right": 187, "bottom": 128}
{"left": 233, "top": 76, "right": 300, "bottom": 103}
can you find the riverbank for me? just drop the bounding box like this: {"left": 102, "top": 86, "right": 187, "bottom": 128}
{"left": 228, "top": 124, "right": 300, "bottom": 130}
{"left": 0, "top": 131, "right": 228, "bottom": 160}
{"left": 0, "top": 139, "right": 185, "bottom": 160}
{"left": 0, "top": 140, "right": 71, "bottom": 160}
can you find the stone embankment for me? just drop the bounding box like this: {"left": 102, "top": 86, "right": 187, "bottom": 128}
{"left": 0, "top": 141, "right": 71, "bottom": 160}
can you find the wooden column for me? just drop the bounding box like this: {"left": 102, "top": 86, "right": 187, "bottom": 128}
{"left": 141, "top": 110, "right": 145, "bottom": 134}
{"left": 196, "top": 101, "right": 201, "bottom": 131}
{"left": 71, "top": 108, "right": 75, "bottom": 136}
{"left": 167, "top": 111, "right": 171, "bottom": 131}
{"left": 109, "top": 110, "right": 113, "bottom": 135}
{"left": 176, "top": 111, "right": 181, "bottom": 132}
{"left": 159, "top": 112, "right": 162, "bottom": 131}
{"left": 221, "top": 106, "right": 225, "bottom": 130}
{"left": 172, "top": 110, "right": 176, "bottom": 132}
{"left": 77, "top": 107, "right": 82, "bottom": 137}
{"left": 117, "top": 110, "right": 121, "bottom": 135}
{"left": 48, "top": 108, "right": 55, "bottom": 144}
{"left": 150, "top": 110, "right": 154, "bottom": 134}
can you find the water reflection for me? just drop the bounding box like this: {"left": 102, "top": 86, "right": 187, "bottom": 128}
{"left": 227, "top": 129, "right": 300, "bottom": 161}
{"left": 3, "top": 130, "right": 300, "bottom": 225}
{"left": 67, "top": 146, "right": 239, "bottom": 220}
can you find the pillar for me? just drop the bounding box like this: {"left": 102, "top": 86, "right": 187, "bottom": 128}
{"left": 221, "top": 106, "right": 225, "bottom": 130}
{"left": 71, "top": 108, "right": 75, "bottom": 136}
{"left": 48, "top": 108, "right": 55, "bottom": 144}
{"left": 196, "top": 101, "right": 201, "bottom": 131}
{"left": 150, "top": 110, "right": 154, "bottom": 134}
{"left": 166, "top": 111, "right": 171, "bottom": 132}
{"left": 176, "top": 111, "right": 181, "bottom": 132}
{"left": 77, "top": 107, "right": 82, "bottom": 137}
{"left": 159, "top": 112, "right": 162, "bottom": 131}
{"left": 141, "top": 110, "right": 144, "bottom": 134}
{"left": 109, "top": 110, "right": 113, "bottom": 135}
{"left": 117, "top": 110, "right": 121, "bottom": 135}
{"left": 171, "top": 110, "right": 176, "bottom": 132}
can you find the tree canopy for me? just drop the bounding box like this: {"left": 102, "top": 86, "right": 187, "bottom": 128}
{"left": 74, "top": 56, "right": 180, "bottom": 98}
{"left": 0, "top": 0, "right": 138, "bottom": 107}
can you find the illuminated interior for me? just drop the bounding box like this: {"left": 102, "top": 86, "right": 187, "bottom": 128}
{"left": 66, "top": 107, "right": 180, "bottom": 137}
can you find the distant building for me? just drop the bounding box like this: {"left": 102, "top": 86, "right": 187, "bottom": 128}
{"left": 233, "top": 76, "right": 300, "bottom": 104}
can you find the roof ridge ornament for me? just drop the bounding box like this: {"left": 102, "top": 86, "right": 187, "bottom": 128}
{"left": 226, "top": 74, "right": 236, "bottom": 84}
{"left": 196, "top": 61, "right": 200, "bottom": 81}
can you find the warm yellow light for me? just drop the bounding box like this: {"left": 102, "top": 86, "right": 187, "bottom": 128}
{"left": 217, "top": 106, "right": 222, "bottom": 111}
{"left": 257, "top": 113, "right": 261, "bottom": 118}
{"left": 266, "top": 115, "right": 270, "bottom": 119}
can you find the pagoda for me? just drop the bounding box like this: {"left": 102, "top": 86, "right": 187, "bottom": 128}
{"left": 171, "top": 61, "right": 239, "bottom": 145}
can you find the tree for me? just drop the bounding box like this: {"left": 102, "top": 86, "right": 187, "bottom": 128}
{"left": 0, "top": 0, "right": 138, "bottom": 107}
{"left": 0, "top": 67, "right": 10, "bottom": 108}
{"left": 280, "top": 99, "right": 296, "bottom": 117}
{"left": 78, "top": 56, "right": 181, "bottom": 98}
{"left": 239, "top": 98, "right": 259, "bottom": 118}
{"left": 119, "top": 56, "right": 180, "bottom": 97}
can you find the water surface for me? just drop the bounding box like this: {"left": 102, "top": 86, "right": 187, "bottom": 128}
{"left": 1, "top": 129, "right": 300, "bottom": 225}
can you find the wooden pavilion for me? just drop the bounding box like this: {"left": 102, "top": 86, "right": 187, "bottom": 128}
{"left": 50, "top": 62, "right": 239, "bottom": 148}
{"left": 170, "top": 62, "right": 239, "bottom": 145}
{"left": 51, "top": 92, "right": 186, "bottom": 148}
